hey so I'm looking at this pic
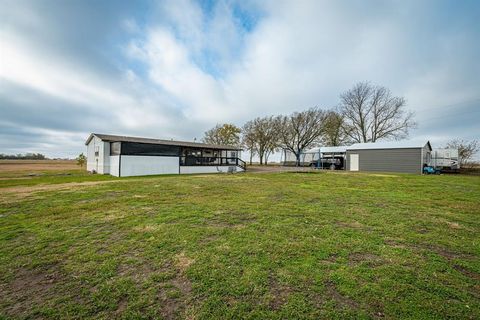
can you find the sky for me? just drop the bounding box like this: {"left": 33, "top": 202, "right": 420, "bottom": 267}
{"left": 1, "top": 0, "right": 479, "bottom": 159}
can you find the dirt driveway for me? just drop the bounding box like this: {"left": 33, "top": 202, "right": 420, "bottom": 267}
{"left": 246, "top": 165, "right": 314, "bottom": 173}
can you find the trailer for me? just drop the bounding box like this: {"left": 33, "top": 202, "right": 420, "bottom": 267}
{"left": 431, "top": 148, "right": 459, "bottom": 172}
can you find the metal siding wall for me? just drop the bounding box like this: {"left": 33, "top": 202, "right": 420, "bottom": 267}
{"left": 86, "top": 139, "right": 95, "bottom": 171}
{"left": 119, "top": 156, "right": 180, "bottom": 177}
{"left": 346, "top": 148, "right": 422, "bottom": 174}
{"left": 86, "top": 136, "right": 105, "bottom": 173}
{"left": 103, "top": 142, "right": 110, "bottom": 174}
{"left": 109, "top": 156, "right": 120, "bottom": 177}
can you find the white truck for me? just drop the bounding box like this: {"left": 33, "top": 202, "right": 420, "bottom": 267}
{"left": 431, "top": 148, "right": 460, "bottom": 172}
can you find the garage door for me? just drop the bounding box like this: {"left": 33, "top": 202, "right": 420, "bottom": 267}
{"left": 350, "top": 154, "right": 359, "bottom": 171}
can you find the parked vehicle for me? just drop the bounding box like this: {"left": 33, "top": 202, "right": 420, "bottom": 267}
{"left": 423, "top": 166, "right": 441, "bottom": 174}
{"left": 309, "top": 157, "right": 344, "bottom": 170}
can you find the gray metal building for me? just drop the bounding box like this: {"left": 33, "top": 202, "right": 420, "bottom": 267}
{"left": 345, "top": 141, "right": 432, "bottom": 174}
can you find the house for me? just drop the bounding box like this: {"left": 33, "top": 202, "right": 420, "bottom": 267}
{"left": 345, "top": 140, "right": 432, "bottom": 174}
{"left": 85, "top": 133, "right": 245, "bottom": 177}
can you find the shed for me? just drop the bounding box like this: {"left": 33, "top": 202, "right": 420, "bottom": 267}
{"left": 345, "top": 140, "right": 432, "bottom": 174}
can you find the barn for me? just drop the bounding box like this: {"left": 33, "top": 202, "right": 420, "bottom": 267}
{"left": 85, "top": 133, "right": 245, "bottom": 177}
{"left": 345, "top": 140, "right": 432, "bottom": 174}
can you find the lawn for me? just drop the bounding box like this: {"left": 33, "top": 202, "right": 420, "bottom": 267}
{"left": 0, "top": 168, "right": 479, "bottom": 319}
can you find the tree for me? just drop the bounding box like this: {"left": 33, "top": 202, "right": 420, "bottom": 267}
{"left": 0, "top": 153, "right": 46, "bottom": 160}
{"left": 339, "top": 82, "right": 416, "bottom": 143}
{"left": 242, "top": 116, "right": 280, "bottom": 165}
{"left": 202, "top": 123, "right": 241, "bottom": 146}
{"left": 278, "top": 107, "right": 327, "bottom": 166}
{"left": 241, "top": 121, "right": 257, "bottom": 165}
{"left": 322, "top": 110, "right": 351, "bottom": 146}
{"left": 445, "top": 139, "right": 479, "bottom": 167}
{"left": 76, "top": 153, "right": 86, "bottom": 168}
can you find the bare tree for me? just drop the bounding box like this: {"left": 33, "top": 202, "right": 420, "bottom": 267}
{"left": 322, "top": 110, "right": 351, "bottom": 146}
{"left": 278, "top": 107, "right": 327, "bottom": 166}
{"left": 339, "top": 82, "right": 416, "bottom": 143}
{"left": 202, "top": 123, "right": 241, "bottom": 146}
{"left": 445, "top": 139, "right": 479, "bottom": 167}
{"left": 242, "top": 116, "right": 280, "bottom": 165}
{"left": 241, "top": 121, "right": 257, "bottom": 165}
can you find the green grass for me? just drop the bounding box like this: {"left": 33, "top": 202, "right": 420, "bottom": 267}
{"left": 0, "top": 171, "right": 479, "bottom": 319}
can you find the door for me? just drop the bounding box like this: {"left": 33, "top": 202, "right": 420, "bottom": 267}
{"left": 350, "top": 154, "right": 359, "bottom": 171}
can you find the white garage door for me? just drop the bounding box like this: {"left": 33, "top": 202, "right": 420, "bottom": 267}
{"left": 350, "top": 154, "right": 359, "bottom": 171}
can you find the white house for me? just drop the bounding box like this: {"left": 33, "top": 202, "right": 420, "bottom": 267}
{"left": 85, "top": 133, "right": 245, "bottom": 177}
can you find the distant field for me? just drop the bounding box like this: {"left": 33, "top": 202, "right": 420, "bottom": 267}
{"left": 0, "top": 163, "right": 479, "bottom": 319}
{"left": 0, "top": 160, "right": 78, "bottom": 175}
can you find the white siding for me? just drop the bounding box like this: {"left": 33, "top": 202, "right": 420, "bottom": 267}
{"left": 120, "top": 156, "right": 179, "bottom": 177}
{"left": 180, "top": 166, "right": 245, "bottom": 174}
{"left": 86, "top": 136, "right": 110, "bottom": 174}
{"left": 110, "top": 156, "right": 120, "bottom": 177}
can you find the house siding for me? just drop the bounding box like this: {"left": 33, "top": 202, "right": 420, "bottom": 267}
{"left": 346, "top": 148, "right": 423, "bottom": 174}
{"left": 86, "top": 136, "right": 110, "bottom": 174}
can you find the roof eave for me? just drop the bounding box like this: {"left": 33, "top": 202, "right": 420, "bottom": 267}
{"left": 85, "top": 133, "right": 96, "bottom": 145}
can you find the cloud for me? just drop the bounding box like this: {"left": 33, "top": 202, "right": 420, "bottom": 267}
{"left": 0, "top": 0, "right": 479, "bottom": 159}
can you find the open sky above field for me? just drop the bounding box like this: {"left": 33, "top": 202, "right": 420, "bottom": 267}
{"left": 1, "top": 0, "right": 479, "bottom": 158}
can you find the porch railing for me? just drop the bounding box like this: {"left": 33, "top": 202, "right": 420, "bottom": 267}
{"left": 180, "top": 156, "right": 246, "bottom": 170}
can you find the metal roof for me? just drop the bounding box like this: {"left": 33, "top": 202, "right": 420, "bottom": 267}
{"left": 85, "top": 133, "right": 241, "bottom": 150}
{"left": 347, "top": 140, "right": 431, "bottom": 151}
{"left": 304, "top": 146, "right": 348, "bottom": 154}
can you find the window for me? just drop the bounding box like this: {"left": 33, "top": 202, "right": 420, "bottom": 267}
{"left": 110, "top": 142, "right": 121, "bottom": 156}
{"left": 94, "top": 146, "right": 99, "bottom": 157}
{"left": 121, "top": 142, "right": 181, "bottom": 156}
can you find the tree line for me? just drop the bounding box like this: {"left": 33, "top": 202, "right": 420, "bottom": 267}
{"left": 203, "top": 82, "right": 418, "bottom": 165}
{"left": 0, "top": 153, "right": 47, "bottom": 160}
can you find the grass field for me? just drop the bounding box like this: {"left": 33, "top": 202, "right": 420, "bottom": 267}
{"left": 0, "top": 163, "right": 479, "bottom": 319}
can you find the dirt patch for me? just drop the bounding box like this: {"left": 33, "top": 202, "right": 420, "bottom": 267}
{"left": 427, "top": 246, "right": 474, "bottom": 260}
{"left": 115, "top": 297, "right": 128, "bottom": 315}
{"left": 336, "top": 220, "right": 364, "bottom": 229}
{"left": 445, "top": 221, "right": 462, "bottom": 229}
{"left": 133, "top": 225, "right": 161, "bottom": 232}
{"left": 247, "top": 165, "right": 314, "bottom": 174}
{"left": 268, "top": 273, "right": 292, "bottom": 310}
{"left": 348, "top": 252, "right": 383, "bottom": 267}
{"left": 452, "top": 265, "right": 480, "bottom": 280}
{"left": 117, "top": 254, "right": 156, "bottom": 283}
{"left": 324, "top": 280, "right": 359, "bottom": 310}
{"left": 198, "top": 234, "right": 219, "bottom": 245}
{"left": 0, "top": 263, "right": 62, "bottom": 316}
{"left": 320, "top": 253, "right": 339, "bottom": 264}
{"left": 175, "top": 252, "right": 195, "bottom": 272}
{"left": 383, "top": 239, "right": 407, "bottom": 249}
{"left": 207, "top": 210, "right": 256, "bottom": 228}
{"left": 118, "top": 263, "right": 155, "bottom": 283}
{"left": 156, "top": 253, "right": 195, "bottom": 320}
